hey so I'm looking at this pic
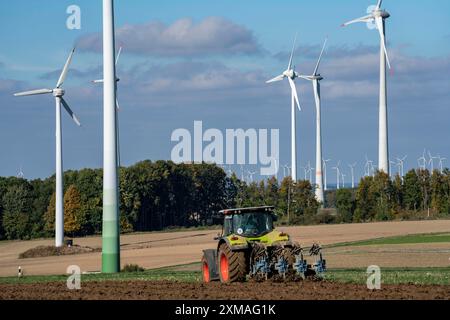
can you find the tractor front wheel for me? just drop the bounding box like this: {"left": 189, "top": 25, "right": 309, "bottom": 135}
{"left": 218, "top": 243, "right": 247, "bottom": 283}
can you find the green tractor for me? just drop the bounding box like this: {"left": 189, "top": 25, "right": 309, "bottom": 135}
{"left": 201, "top": 206, "right": 326, "bottom": 283}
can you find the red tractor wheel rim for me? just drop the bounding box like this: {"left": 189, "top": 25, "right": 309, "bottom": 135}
{"left": 202, "top": 261, "right": 210, "bottom": 282}
{"left": 220, "top": 253, "right": 229, "bottom": 281}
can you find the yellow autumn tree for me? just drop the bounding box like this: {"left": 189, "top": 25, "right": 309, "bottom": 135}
{"left": 44, "top": 192, "right": 56, "bottom": 234}
{"left": 64, "top": 185, "right": 83, "bottom": 237}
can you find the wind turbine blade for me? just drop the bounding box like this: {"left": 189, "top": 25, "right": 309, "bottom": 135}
{"left": 115, "top": 47, "right": 122, "bottom": 66}
{"left": 266, "top": 74, "right": 285, "bottom": 83}
{"left": 297, "top": 74, "right": 311, "bottom": 81}
{"left": 342, "top": 15, "right": 373, "bottom": 27}
{"left": 376, "top": 0, "right": 383, "bottom": 9}
{"left": 288, "top": 78, "right": 301, "bottom": 111}
{"left": 116, "top": 98, "right": 120, "bottom": 111}
{"left": 14, "top": 89, "right": 53, "bottom": 97}
{"left": 288, "top": 34, "right": 297, "bottom": 70}
{"left": 92, "top": 79, "right": 104, "bottom": 84}
{"left": 56, "top": 48, "right": 76, "bottom": 88}
{"left": 61, "top": 98, "right": 81, "bottom": 126}
{"left": 313, "top": 38, "right": 328, "bottom": 76}
{"left": 375, "top": 17, "right": 391, "bottom": 69}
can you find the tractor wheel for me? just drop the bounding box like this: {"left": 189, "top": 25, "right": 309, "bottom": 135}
{"left": 201, "top": 256, "right": 211, "bottom": 283}
{"left": 218, "top": 243, "right": 247, "bottom": 283}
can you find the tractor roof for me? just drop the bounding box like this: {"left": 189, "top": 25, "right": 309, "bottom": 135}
{"left": 219, "top": 206, "right": 275, "bottom": 215}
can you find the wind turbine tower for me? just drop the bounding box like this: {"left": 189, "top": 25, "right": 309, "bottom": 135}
{"left": 333, "top": 161, "right": 341, "bottom": 190}
{"left": 299, "top": 38, "right": 328, "bottom": 204}
{"left": 343, "top": 0, "right": 392, "bottom": 175}
{"left": 102, "top": 0, "right": 120, "bottom": 273}
{"left": 323, "top": 159, "right": 331, "bottom": 191}
{"left": 348, "top": 163, "right": 356, "bottom": 188}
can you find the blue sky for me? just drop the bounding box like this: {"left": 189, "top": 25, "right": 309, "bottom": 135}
{"left": 1, "top": 0, "right": 449, "bottom": 183}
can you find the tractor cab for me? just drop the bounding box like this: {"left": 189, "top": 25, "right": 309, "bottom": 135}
{"left": 221, "top": 206, "right": 277, "bottom": 238}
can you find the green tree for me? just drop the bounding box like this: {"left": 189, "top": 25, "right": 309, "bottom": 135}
{"left": 392, "top": 174, "right": 404, "bottom": 214}
{"left": 44, "top": 192, "right": 56, "bottom": 234}
{"left": 354, "top": 176, "right": 375, "bottom": 222}
{"left": 1, "top": 184, "right": 33, "bottom": 240}
{"left": 403, "top": 170, "right": 421, "bottom": 211}
{"left": 289, "top": 180, "right": 319, "bottom": 224}
{"left": 336, "top": 189, "right": 354, "bottom": 223}
{"left": 370, "top": 171, "right": 395, "bottom": 221}
{"left": 417, "top": 169, "right": 431, "bottom": 213}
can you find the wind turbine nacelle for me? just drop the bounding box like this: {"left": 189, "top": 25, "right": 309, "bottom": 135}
{"left": 374, "top": 10, "right": 390, "bottom": 19}
{"left": 52, "top": 89, "right": 65, "bottom": 97}
{"left": 312, "top": 74, "right": 324, "bottom": 81}
{"left": 283, "top": 70, "right": 295, "bottom": 79}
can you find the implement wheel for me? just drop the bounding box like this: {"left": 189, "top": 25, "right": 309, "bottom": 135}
{"left": 218, "top": 243, "right": 247, "bottom": 283}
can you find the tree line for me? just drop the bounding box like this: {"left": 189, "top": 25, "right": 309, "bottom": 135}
{"left": 0, "top": 161, "right": 449, "bottom": 241}
{"left": 332, "top": 169, "right": 450, "bottom": 223}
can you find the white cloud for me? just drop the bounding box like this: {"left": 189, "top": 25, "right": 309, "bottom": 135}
{"left": 77, "top": 17, "right": 262, "bottom": 57}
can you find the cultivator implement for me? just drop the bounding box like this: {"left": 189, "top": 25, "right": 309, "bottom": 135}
{"left": 248, "top": 242, "right": 326, "bottom": 282}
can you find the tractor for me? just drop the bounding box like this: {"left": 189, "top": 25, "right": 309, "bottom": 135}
{"left": 201, "top": 206, "right": 326, "bottom": 283}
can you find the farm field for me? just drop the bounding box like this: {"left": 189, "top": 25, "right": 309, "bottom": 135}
{"left": 0, "top": 220, "right": 449, "bottom": 300}
{"left": 0, "top": 220, "right": 450, "bottom": 277}
{"left": 0, "top": 264, "right": 449, "bottom": 300}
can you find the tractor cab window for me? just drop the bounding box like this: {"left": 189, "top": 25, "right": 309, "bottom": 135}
{"left": 224, "top": 212, "right": 274, "bottom": 237}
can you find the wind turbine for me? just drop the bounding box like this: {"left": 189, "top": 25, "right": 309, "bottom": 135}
{"left": 247, "top": 170, "right": 257, "bottom": 183}
{"left": 428, "top": 151, "right": 438, "bottom": 173}
{"left": 332, "top": 161, "right": 341, "bottom": 190}
{"left": 396, "top": 155, "right": 407, "bottom": 180}
{"left": 93, "top": 46, "right": 123, "bottom": 167}
{"left": 300, "top": 165, "right": 308, "bottom": 180}
{"left": 102, "top": 0, "right": 120, "bottom": 273}
{"left": 342, "top": 0, "right": 392, "bottom": 175}
{"left": 240, "top": 165, "right": 245, "bottom": 181}
{"left": 418, "top": 150, "right": 427, "bottom": 170}
{"left": 298, "top": 38, "right": 328, "bottom": 203}
{"left": 283, "top": 165, "right": 291, "bottom": 179}
{"left": 323, "top": 158, "right": 331, "bottom": 191}
{"left": 14, "top": 48, "right": 81, "bottom": 248}
{"left": 348, "top": 163, "right": 357, "bottom": 188}
{"left": 341, "top": 172, "right": 346, "bottom": 189}
{"left": 364, "top": 156, "right": 373, "bottom": 177}
{"left": 17, "top": 166, "right": 24, "bottom": 179}
{"left": 267, "top": 35, "right": 302, "bottom": 181}
{"left": 438, "top": 155, "right": 446, "bottom": 173}
{"left": 389, "top": 160, "right": 396, "bottom": 178}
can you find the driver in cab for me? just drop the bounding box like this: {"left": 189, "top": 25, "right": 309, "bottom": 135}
{"left": 244, "top": 214, "right": 260, "bottom": 235}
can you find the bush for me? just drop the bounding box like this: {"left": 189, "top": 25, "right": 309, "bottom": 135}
{"left": 314, "top": 209, "right": 338, "bottom": 224}
{"left": 121, "top": 264, "right": 145, "bottom": 273}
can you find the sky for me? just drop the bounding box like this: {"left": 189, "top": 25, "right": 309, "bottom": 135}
{"left": 0, "top": 0, "right": 449, "bottom": 183}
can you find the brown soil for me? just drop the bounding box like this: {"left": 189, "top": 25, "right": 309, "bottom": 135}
{"left": 18, "top": 245, "right": 100, "bottom": 259}
{"left": 0, "top": 280, "right": 449, "bottom": 300}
